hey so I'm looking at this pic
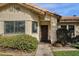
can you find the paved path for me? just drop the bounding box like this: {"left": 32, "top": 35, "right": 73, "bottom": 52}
{"left": 35, "top": 43, "right": 53, "bottom": 56}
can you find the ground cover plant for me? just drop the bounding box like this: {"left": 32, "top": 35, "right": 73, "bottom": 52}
{"left": 0, "top": 35, "right": 38, "bottom": 53}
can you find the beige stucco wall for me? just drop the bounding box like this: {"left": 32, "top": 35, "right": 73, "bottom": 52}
{"left": 44, "top": 15, "right": 51, "bottom": 21}
{"left": 50, "top": 16, "right": 57, "bottom": 44}
{"left": 0, "top": 4, "right": 40, "bottom": 41}
{"left": 0, "top": 22, "right": 4, "bottom": 35}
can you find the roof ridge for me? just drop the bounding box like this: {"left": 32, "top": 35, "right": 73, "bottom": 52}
{"left": 25, "top": 3, "right": 48, "bottom": 12}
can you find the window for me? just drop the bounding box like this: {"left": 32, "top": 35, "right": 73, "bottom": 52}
{"left": 5, "top": 21, "right": 14, "bottom": 33}
{"left": 60, "top": 25, "right": 75, "bottom": 37}
{"left": 68, "top": 25, "right": 74, "bottom": 32}
{"left": 15, "top": 21, "right": 25, "bottom": 33}
{"left": 68, "top": 25, "right": 75, "bottom": 37}
{"left": 4, "top": 21, "right": 25, "bottom": 33}
{"left": 32, "top": 21, "right": 38, "bottom": 33}
{"left": 61, "top": 25, "right": 67, "bottom": 29}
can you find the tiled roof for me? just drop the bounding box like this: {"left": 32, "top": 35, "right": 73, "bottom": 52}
{"left": 0, "top": 3, "right": 61, "bottom": 17}
{"left": 60, "top": 16, "right": 79, "bottom": 22}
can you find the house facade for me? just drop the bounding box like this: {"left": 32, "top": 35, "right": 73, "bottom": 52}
{"left": 0, "top": 3, "right": 61, "bottom": 44}
{"left": 58, "top": 16, "right": 79, "bottom": 38}
{"left": 0, "top": 3, "right": 78, "bottom": 44}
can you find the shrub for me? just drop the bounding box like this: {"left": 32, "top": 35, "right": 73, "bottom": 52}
{"left": 72, "top": 44, "right": 79, "bottom": 49}
{"left": 0, "top": 35, "right": 38, "bottom": 52}
{"left": 56, "top": 28, "right": 71, "bottom": 46}
{"left": 71, "top": 35, "right": 79, "bottom": 43}
{"left": 71, "top": 35, "right": 79, "bottom": 49}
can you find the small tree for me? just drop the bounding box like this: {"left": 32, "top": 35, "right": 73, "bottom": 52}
{"left": 56, "top": 28, "right": 71, "bottom": 46}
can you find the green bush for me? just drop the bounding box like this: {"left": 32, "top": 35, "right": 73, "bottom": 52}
{"left": 72, "top": 43, "right": 79, "bottom": 49}
{"left": 56, "top": 28, "right": 71, "bottom": 46}
{"left": 0, "top": 35, "right": 38, "bottom": 52}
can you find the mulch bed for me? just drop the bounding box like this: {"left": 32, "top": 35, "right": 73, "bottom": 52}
{"left": 0, "top": 47, "right": 36, "bottom": 56}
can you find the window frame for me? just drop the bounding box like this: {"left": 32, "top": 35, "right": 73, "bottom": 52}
{"left": 61, "top": 25, "right": 67, "bottom": 29}
{"left": 32, "top": 21, "right": 38, "bottom": 33}
{"left": 4, "top": 21, "right": 25, "bottom": 34}
{"left": 15, "top": 21, "right": 25, "bottom": 33}
{"left": 60, "top": 24, "right": 75, "bottom": 37}
{"left": 68, "top": 25, "right": 75, "bottom": 36}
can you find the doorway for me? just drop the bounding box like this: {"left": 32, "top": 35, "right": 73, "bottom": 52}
{"left": 41, "top": 25, "right": 49, "bottom": 42}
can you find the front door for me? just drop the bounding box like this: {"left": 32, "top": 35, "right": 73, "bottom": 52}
{"left": 41, "top": 25, "right": 48, "bottom": 42}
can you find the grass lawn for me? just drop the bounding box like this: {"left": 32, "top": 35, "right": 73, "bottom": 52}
{"left": 53, "top": 51, "right": 79, "bottom": 56}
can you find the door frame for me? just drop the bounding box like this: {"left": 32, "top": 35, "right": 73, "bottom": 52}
{"left": 40, "top": 25, "right": 49, "bottom": 42}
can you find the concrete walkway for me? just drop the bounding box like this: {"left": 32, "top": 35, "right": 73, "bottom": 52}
{"left": 35, "top": 43, "right": 53, "bottom": 56}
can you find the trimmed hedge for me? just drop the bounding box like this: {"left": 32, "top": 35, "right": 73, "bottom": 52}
{"left": 0, "top": 35, "right": 38, "bottom": 52}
